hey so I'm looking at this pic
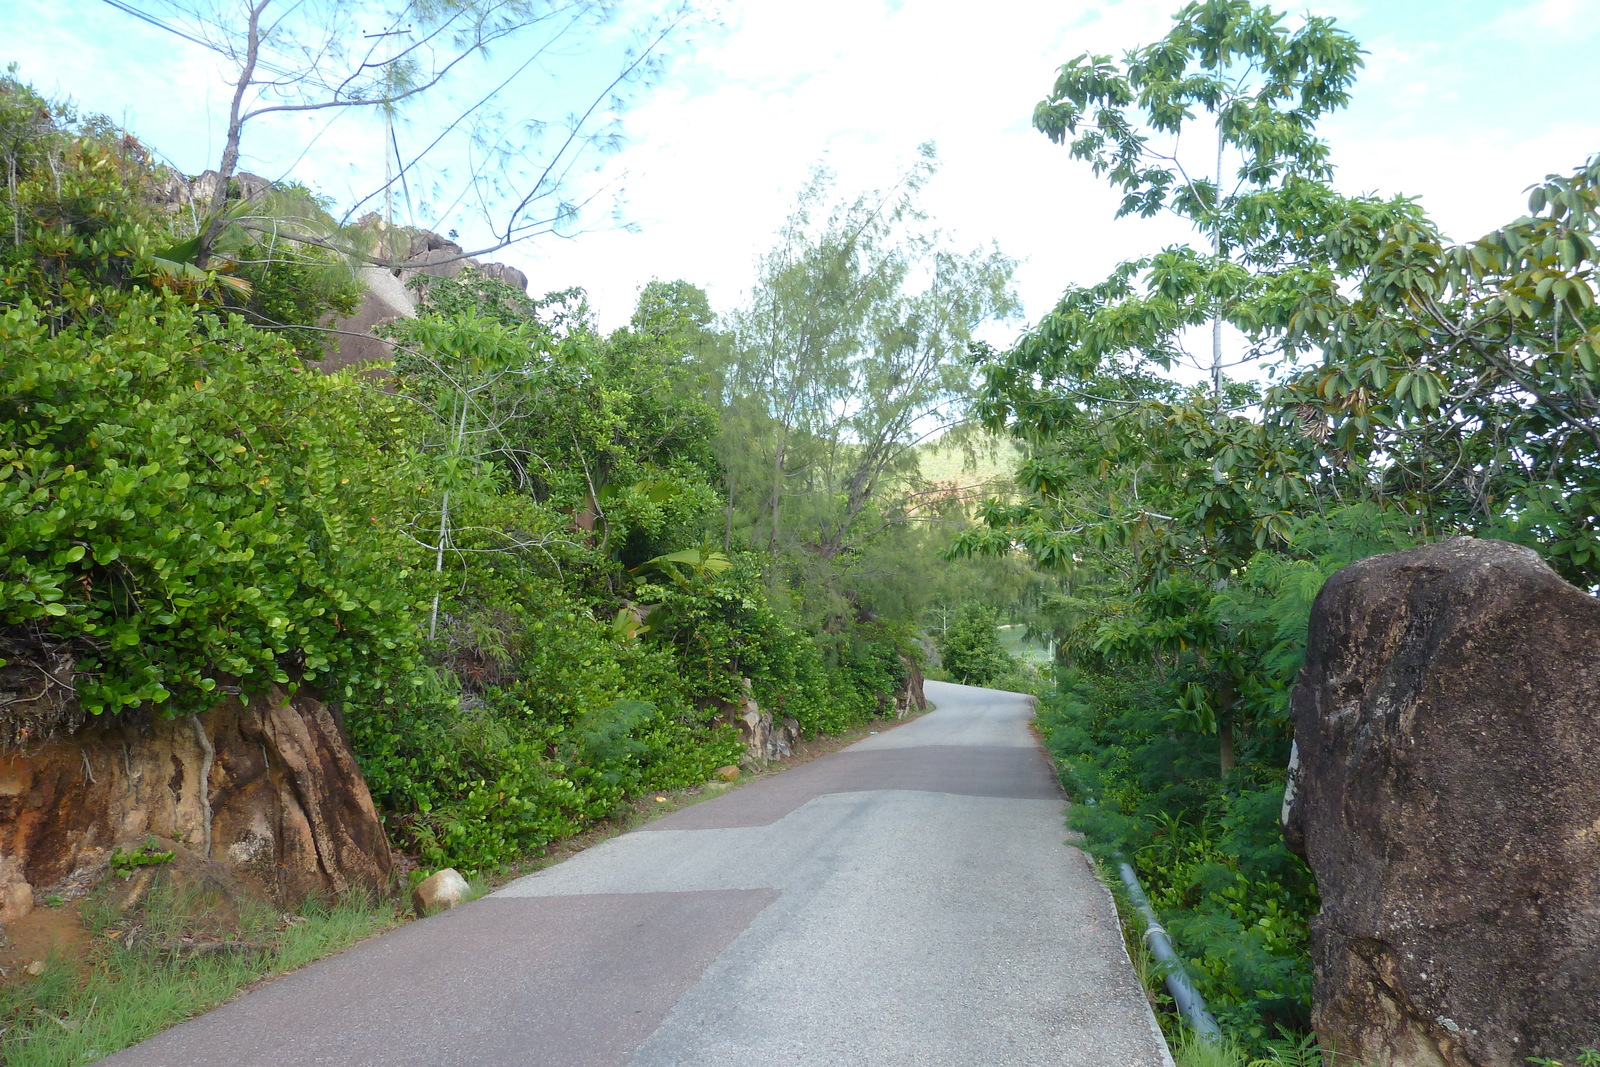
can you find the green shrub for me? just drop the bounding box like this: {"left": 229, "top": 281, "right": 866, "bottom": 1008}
{"left": 0, "top": 289, "right": 427, "bottom": 715}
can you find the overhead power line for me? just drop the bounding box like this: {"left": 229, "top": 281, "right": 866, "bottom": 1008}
{"left": 96, "top": 0, "right": 300, "bottom": 79}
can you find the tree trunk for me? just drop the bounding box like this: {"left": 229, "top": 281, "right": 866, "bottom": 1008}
{"left": 1217, "top": 672, "right": 1237, "bottom": 776}
{"left": 198, "top": 0, "right": 269, "bottom": 266}
{"left": 1211, "top": 118, "right": 1225, "bottom": 396}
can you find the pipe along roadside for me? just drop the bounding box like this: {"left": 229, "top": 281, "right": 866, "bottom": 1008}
{"left": 1066, "top": 771, "right": 1223, "bottom": 1045}
{"left": 1115, "top": 855, "right": 1223, "bottom": 1044}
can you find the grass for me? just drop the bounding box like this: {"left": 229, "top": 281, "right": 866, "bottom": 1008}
{"left": 0, "top": 877, "right": 403, "bottom": 1066}
{"left": 913, "top": 432, "right": 1022, "bottom": 488}
{"left": 997, "top": 623, "right": 1052, "bottom": 664}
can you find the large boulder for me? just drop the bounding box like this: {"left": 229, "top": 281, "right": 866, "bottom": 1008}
{"left": 0, "top": 673, "right": 392, "bottom": 910}
{"left": 314, "top": 264, "right": 416, "bottom": 375}
{"left": 1284, "top": 537, "right": 1600, "bottom": 1065}
{"left": 321, "top": 225, "right": 531, "bottom": 373}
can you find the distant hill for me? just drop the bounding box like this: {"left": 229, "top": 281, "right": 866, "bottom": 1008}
{"left": 914, "top": 433, "right": 1022, "bottom": 493}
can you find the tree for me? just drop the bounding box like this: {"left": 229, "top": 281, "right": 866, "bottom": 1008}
{"left": 124, "top": 0, "right": 688, "bottom": 265}
{"left": 1031, "top": 0, "right": 1364, "bottom": 392}
{"left": 1266, "top": 154, "right": 1600, "bottom": 583}
{"left": 959, "top": 1, "right": 1425, "bottom": 776}
{"left": 967, "top": 1, "right": 1426, "bottom": 590}
{"left": 937, "top": 604, "right": 1013, "bottom": 687}
{"left": 723, "top": 147, "right": 1018, "bottom": 569}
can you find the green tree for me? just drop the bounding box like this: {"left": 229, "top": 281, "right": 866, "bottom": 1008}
{"left": 723, "top": 147, "right": 1018, "bottom": 573}
{"left": 1266, "top": 154, "right": 1600, "bottom": 583}
{"left": 0, "top": 79, "right": 424, "bottom": 716}
{"left": 937, "top": 604, "right": 1013, "bottom": 687}
{"left": 131, "top": 0, "right": 687, "bottom": 265}
{"left": 1032, "top": 0, "right": 1364, "bottom": 392}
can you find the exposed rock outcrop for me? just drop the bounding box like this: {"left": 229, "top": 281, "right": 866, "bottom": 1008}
{"left": 148, "top": 167, "right": 534, "bottom": 375}
{"left": 723, "top": 679, "right": 798, "bottom": 767}
{"left": 1284, "top": 537, "right": 1600, "bottom": 1065}
{"left": 317, "top": 223, "right": 532, "bottom": 374}
{"left": 0, "top": 681, "right": 392, "bottom": 912}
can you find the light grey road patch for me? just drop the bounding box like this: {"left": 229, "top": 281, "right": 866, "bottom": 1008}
{"left": 637, "top": 743, "right": 1060, "bottom": 831}
{"left": 490, "top": 680, "right": 1174, "bottom": 1066}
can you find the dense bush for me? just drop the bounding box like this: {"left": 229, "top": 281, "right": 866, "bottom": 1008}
{"left": 1031, "top": 508, "right": 1421, "bottom": 1053}
{"left": 0, "top": 81, "right": 426, "bottom": 716}
{"left": 0, "top": 79, "right": 932, "bottom": 881}
{"left": 1039, "top": 668, "right": 1314, "bottom": 1049}
{"left": 0, "top": 291, "right": 428, "bottom": 713}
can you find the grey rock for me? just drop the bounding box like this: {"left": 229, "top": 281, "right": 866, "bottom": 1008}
{"left": 412, "top": 868, "right": 470, "bottom": 917}
{"left": 894, "top": 654, "right": 928, "bottom": 718}
{"left": 317, "top": 265, "right": 414, "bottom": 374}
{"left": 723, "top": 680, "right": 797, "bottom": 766}
{"left": 403, "top": 247, "right": 468, "bottom": 281}
{"left": 1285, "top": 536, "right": 1600, "bottom": 1065}
{"left": 477, "top": 262, "right": 528, "bottom": 292}
{"left": 0, "top": 855, "right": 33, "bottom": 925}
{"left": 406, "top": 229, "right": 462, "bottom": 259}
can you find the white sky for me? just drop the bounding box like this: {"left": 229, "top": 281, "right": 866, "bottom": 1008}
{"left": 5, "top": 0, "right": 1599, "bottom": 344}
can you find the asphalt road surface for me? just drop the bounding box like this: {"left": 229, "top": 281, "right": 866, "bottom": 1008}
{"left": 104, "top": 680, "right": 1174, "bottom": 1067}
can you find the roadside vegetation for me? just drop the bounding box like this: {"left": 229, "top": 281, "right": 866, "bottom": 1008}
{"left": 0, "top": 61, "right": 1020, "bottom": 1062}
{"left": 953, "top": 0, "right": 1600, "bottom": 1057}
{"left": 0, "top": 882, "right": 402, "bottom": 1067}
{"left": 2, "top": 0, "right": 1598, "bottom": 1061}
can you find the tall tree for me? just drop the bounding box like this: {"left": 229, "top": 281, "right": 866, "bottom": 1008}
{"left": 1268, "top": 153, "right": 1600, "bottom": 583}
{"left": 964, "top": 2, "right": 1423, "bottom": 774}
{"left": 724, "top": 147, "right": 1018, "bottom": 568}
{"left": 1032, "top": 0, "right": 1363, "bottom": 392}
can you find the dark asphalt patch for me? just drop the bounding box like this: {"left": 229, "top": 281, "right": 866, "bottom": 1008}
{"left": 643, "top": 743, "right": 1063, "bottom": 832}
{"left": 99, "top": 889, "right": 778, "bottom": 1067}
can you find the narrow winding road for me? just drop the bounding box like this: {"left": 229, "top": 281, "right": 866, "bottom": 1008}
{"left": 105, "top": 681, "right": 1173, "bottom": 1066}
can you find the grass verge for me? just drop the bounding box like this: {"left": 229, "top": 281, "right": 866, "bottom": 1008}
{"left": 0, "top": 877, "right": 402, "bottom": 1067}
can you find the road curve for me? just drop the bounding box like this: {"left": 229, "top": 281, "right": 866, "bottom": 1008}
{"left": 104, "top": 681, "right": 1173, "bottom": 1067}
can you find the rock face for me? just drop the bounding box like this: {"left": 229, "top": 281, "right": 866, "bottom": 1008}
{"left": 148, "top": 167, "right": 534, "bottom": 375}
{"left": 318, "top": 223, "right": 532, "bottom": 375}
{"left": 1284, "top": 537, "right": 1600, "bottom": 1066}
{"left": 0, "top": 681, "right": 391, "bottom": 911}
{"left": 723, "top": 680, "right": 799, "bottom": 766}
{"left": 0, "top": 854, "right": 33, "bottom": 924}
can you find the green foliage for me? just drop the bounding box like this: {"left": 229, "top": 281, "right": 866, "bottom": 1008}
{"left": 0, "top": 281, "right": 425, "bottom": 716}
{"left": 344, "top": 270, "right": 927, "bottom": 874}
{"left": 719, "top": 147, "right": 1018, "bottom": 641}
{"left": 1528, "top": 1052, "right": 1600, "bottom": 1067}
{"left": 957, "top": 10, "right": 1600, "bottom": 1051}
{"left": 0, "top": 79, "right": 941, "bottom": 887}
{"left": 1043, "top": 665, "right": 1314, "bottom": 1054}
{"left": 223, "top": 182, "right": 365, "bottom": 358}
{"left": 0, "top": 79, "right": 426, "bottom": 717}
{"left": 1266, "top": 153, "right": 1600, "bottom": 584}
{"left": 937, "top": 603, "right": 1015, "bottom": 687}
{"left": 108, "top": 836, "right": 175, "bottom": 876}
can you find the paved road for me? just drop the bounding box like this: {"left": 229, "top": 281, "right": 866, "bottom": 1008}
{"left": 105, "top": 681, "right": 1173, "bottom": 1067}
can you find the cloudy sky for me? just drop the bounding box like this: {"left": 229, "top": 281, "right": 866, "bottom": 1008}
{"left": 6, "top": 0, "right": 1599, "bottom": 342}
